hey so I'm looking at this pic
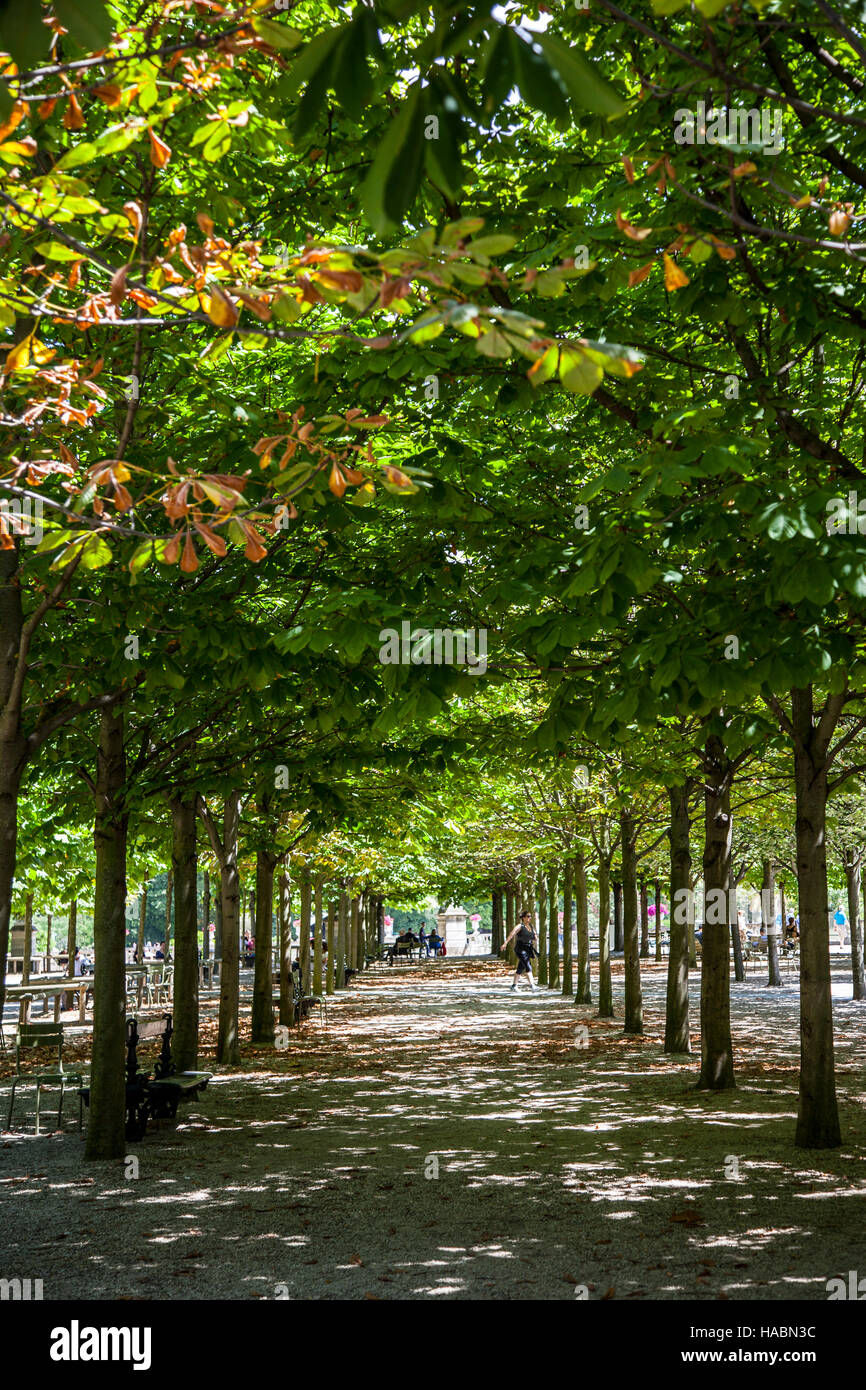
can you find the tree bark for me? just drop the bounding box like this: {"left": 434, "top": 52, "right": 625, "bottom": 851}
{"left": 0, "top": 546, "right": 28, "bottom": 1023}
{"left": 561, "top": 858, "right": 574, "bottom": 996}
{"left": 213, "top": 870, "right": 222, "bottom": 977}
{"left": 299, "top": 870, "right": 311, "bottom": 993}
{"left": 326, "top": 897, "right": 337, "bottom": 994}
{"left": 730, "top": 867, "right": 745, "bottom": 984}
{"left": 639, "top": 879, "right": 650, "bottom": 959}
{"left": 792, "top": 685, "right": 841, "bottom": 1147}
{"left": 278, "top": 871, "right": 293, "bottom": 1025}
{"left": 251, "top": 849, "right": 276, "bottom": 1045}
{"left": 337, "top": 892, "right": 348, "bottom": 989}
{"left": 613, "top": 880, "right": 624, "bottom": 953}
{"left": 199, "top": 793, "right": 241, "bottom": 1064}
{"left": 170, "top": 793, "right": 199, "bottom": 1071}
{"left": 22, "top": 890, "right": 33, "bottom": 987}
{"left": 575, "top": 851, "right": 592, "bottom": 1004}
{"left": 202, "top": 870, "right": 210, "bottom": 962}
{"left": 545, "top": 872, "right": 558, "bottom": 986}
{"left": 86, "top": 704, "right": 129, "bottom": 1161}
{"left": 491, "top": 888, "right": 502, "bottom": 955}
{"left": 762, "top": 858, "right": 782, "bottom": 986}
{"left": 67, "top": 897, "right": 77, "bottom": 966}
{"left": 313, "top": 879, "right": 323, "bottom": 996}
{"left": 697, "top": 734, "right": 735, "bottom": 1091}
{"left": 164, "top": 869, "right": 173, "bottom": 959}
{"left": 621, "top": 812, "right": 642, "bottom": 1034}
{"left": 536, "top": 872, "right": 548, "bottom": 985}
{"left": 654, "top": 879, "right": 662, "bottom": 962}
{"left": 351, "top": 893, "right": 361, "bottom": 972}
{"left": 847, "top": 852, "right": 866, "bottom": 1001}
{"left": 597, "top": 857, "right": 613, "bottom": 1018}
{"left": 665, "top": 783, "right": 692, "bottom": 1054}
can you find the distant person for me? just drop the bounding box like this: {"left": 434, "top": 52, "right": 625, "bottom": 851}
{"left": 501, "top": 910, "right": 537, "bottom": 992}
{"left": 73, "top": 948, "right": 84, "bottom": 977}
{"left": 428, "top": 928, "right": 443, "bottom": 957}
{"left": 419, "top": 922, "right": 429, "bottom": 957}
{"left": 155, "top": 942, "right": 165, "bottom": 961}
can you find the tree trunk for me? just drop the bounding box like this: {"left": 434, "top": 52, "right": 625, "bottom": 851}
{"left": 326, "top": 897, "right": 336, "bottom": 994}
{"left": 164, "top": 869, "right": 173, "bottom": 959}
{"left": 299, "top": 871, "right": 311, "bottom": 993}
{"left": 376, "top": 896, "right": 384, "bottom": 946}
{"left": 730, "top": 866, "right": 745, "bottom": 984}
{"left": 213, "top": 870, "right": 222, "bottom": 977}
{"left": 597, "top": 857, "right": 613, "bottom": 1018}
{"left": 561, "top": 859, "right": 574, "bottom": 996}
{"left": 202, "top": 870, "right": 210, "bottom": 962}
{"left": 491, "top": 888, "right": 502, "bottom": 955}
{"left": 505, "top": 887, "right": 516, "bottom": 968}
{"left": 337, "top": 893, "right": 348, "bottom": 989}
{"left": 203, "top": 793, "right": 241, "bottom": 1066}
{"left": 848, "top": 853, "right": 866, "bottom": 1002}
{"left": 665, "top": 784, "right": 692, "bottom": 1054}
{"left": 313, "top": 879, "right": 323, "bottom": 996}
{"left": 547, "top": 872, "right": 559, "bottom": 987}
{"left": 536, "top": 872, "right": 548, "bottom": 986}
{"left": 351, "top": 894, "right": 361, "bottom": 972}
{"left": 762, "top": 858, "right": 782, "bottom": 986}
{"left": 67, "top": 897, "right": 77, "bottom": 966}
{"left": 278, "top": 872, "right": 293, "bottom": 1025}
{"left": 86, "top": 704, "right": 129, "bottom": 1161}
{"left": 575, "top": 851, "right": 591, "bottom": 1004}
{"left": 170, "top": 793, "right": 199, "bottom": 1071}
{"left": 621, "top": 812, "right": 642, "bottom": 1034}
{"left": 135, "top": 887, "right": 146, "bottom": 965}
{"left": 22, "top": 890, "right": 33, "bottom": 987}
{"left": 251, "top": 849, "right": 276, "bottom": 1045}
{"left": 697, "top": 734, "right": 735, "bottom": 1091}
{"left": 613, "top": 880, "right": 623, "bottom": 953}
{"left": 792, "top": 685, "right": 841, "bottom": 1147}
{"left": 639, "top": 879, "right": 650, "bottom": 959}
{"left": 654, "top": 879, "right": 662, "bottom": 962}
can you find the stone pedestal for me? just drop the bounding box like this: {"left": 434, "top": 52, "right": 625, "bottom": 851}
{"left": 436, "top": 905, "right": 468, "bottom": 954}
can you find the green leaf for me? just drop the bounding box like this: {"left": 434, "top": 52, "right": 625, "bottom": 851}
{"left": 360, "top": 84, "right": 425, "bottom": 234}
{"left": 534, "top": 33, "right": 627, "bottom": 118}
{"left": 251, "top": 16, "right": 303, "bottom": 51}
{"left": 53, "top": 0, "right": 113, "bottom": 52}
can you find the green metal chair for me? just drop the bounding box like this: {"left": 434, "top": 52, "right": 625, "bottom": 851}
{"left": 6, "top": 1022, "right": 84, "bottom": 1134}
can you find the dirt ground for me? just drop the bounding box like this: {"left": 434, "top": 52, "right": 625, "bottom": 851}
{"left": 2, "top": 957, "right": 865, "bottom": 1300}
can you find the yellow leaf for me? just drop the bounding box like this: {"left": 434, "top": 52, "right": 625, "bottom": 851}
{"left": 663, "top": 253, "right": 690, "bottom": 291}
{"left": 205, "top": 285, "right": 238, "bottom": 328}
{"left": 4, "top": 334, "right": 32, "bottom": 373}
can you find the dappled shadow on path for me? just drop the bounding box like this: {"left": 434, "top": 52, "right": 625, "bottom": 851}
{"left": 1, "top": 959, "right": 864, "bottom": 1300}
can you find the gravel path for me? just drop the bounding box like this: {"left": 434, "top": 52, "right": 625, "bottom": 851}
{"left": 2, "top": 958, "right": 865, "bottom": 1300}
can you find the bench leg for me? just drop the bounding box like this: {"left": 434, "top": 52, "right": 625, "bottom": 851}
{"left": 79, "top": 988, "right": 86, "bottom": 1024}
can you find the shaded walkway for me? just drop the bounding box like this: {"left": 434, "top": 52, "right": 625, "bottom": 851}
{"left": 2, "top": 959, "right": 865, "bottom": 1299}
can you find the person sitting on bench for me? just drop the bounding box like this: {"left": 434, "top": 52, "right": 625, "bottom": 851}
{"left": 428, "top": 928, "right": 443, "bottom": 956}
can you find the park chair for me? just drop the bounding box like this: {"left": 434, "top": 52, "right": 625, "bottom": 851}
{"left": 6, "top": 1023, "right": 84, "bottom": 1134}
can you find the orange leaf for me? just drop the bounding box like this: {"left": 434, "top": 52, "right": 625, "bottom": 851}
{"left": 93, "top": 84, "right": 122, "bottom": 107}
{"left": 663, "top": 253, "right": 690, "bottom": 291}
{"left": 622, "top": 156, "right": 635, "bottom": 184}
{"left": 113, "top": 483, "right": 133, "bottom": 512}
{"left": 0, "top": 102, "right": 25, "bottom": 143}
{"left": 829, "top": 208, "right": 851, "bottom": 236}
{"left": 163, "top": 534, "right": 181, "bottom": 564}
{"left": 193, "top": 521, "right": 227, "bottom": 556}
{"left": 196, "top": 211, "right": 214, "bottom": 238}
{"left": 63, "top": 94, "right": 85, "bottom": 131}
{"left": 732, "top": 161, "right": 756, "bottom": 177}
{"left": 615, "top": 209, "right": 653, "bottom": 242}
{"left": 180, "top": 530, "right": 199, "bottom": 573}
{"left": 328, "top": 463, "right": 347, "bottom": 498}
{"left": 709, "top": 236, "right": 736, "bottom": 261}
{"left": 109, "top": 264, "right": 129, "bottom": 307}
{"left": 383, "top": 466, "right": 412, "bottom": 487}
{"left": 123, "top": 202, "right": 143, "bottom": 238}
{"left": 628, "top": 262, "right": 654, "bottom": 288}
{"left": 242, "top": 524, "right": 267, "bottom": 563}
{"left": 38, "top": 98, "right": 57, "bottom": 119}
{"left": 148, "top": 127, "right": 172, "bottom": 168}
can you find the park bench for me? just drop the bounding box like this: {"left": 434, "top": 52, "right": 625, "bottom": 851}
{"left": 80, "top": 1012, "right": 212, "bottom": 1141}
{"left": 273, "top": 965, "right": 326, "bottom": 1027}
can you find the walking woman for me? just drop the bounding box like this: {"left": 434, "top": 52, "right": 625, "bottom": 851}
{"left": 501, "top": 909, "right": 537, "bottom": 991}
